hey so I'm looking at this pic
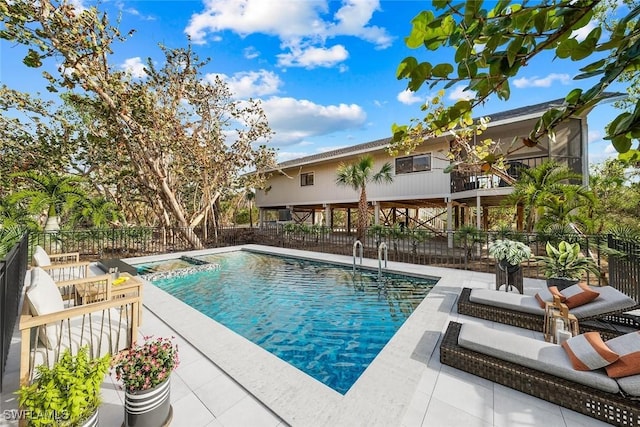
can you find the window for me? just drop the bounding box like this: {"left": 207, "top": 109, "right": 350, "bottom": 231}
{"left": 395, "top": 153, "right": 431, "bottom": 174}
{"left": 300, "top": 172, "right": 314, "bottom": 186}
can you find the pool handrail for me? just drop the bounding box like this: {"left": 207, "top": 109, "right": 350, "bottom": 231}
{"left": 378, "top": 242, "right": 388, "bottom": 280}
{"left": 353, "top": 240, "right": 363, "bottom": 273}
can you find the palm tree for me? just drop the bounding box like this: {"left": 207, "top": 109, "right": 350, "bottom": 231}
{"left": 336, "top": 155, "right": 393, "bottom": 241}
{"left": 535, "top": 186, "right": 596, "bottom": 233}
{"left": 505, "top": 161, "right": 584, "bottom": 232}
{"left": 9, "top": 171, "right": 88, "bottom": 232}
{"left": 70, "top": 197, "right": 124, "bottom": 228}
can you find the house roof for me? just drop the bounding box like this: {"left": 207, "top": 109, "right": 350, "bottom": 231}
{"left": 273, "top": 93, "right": 625, "bottom": 171}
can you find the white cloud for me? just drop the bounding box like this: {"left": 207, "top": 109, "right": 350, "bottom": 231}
{"left": 68, "top": 0, "right": 87, "bottom": 13}
{"left": 211, "top": 69, "right": 282, "bottom": 98}
{"left": 120, "top": 57, "right": 147, "bottom": 78}
{"left": 397, "top": 89, "right": 423, "bottom": 105}
{"left": 243, "top": 47, "right": 260, "bottom": 59}
{"left": 261, "top": 96, "right": 366, "bottom": 146}
{"left": 513, "top": 73, "right": 571, "bottom": 88}
{"left": 277, "top": 44, "right": 348, "bottom": 69}
{"left": 588, "top": 130, "right": 602, "bottom": 143}
{"left": 185, "top": 0, "right": 393, "bottom": 69}
{"left": 448, "top": 85, "right": 474, "bottom": 101}
{"left": 571, "top": 21, "right": 597, "bottom": 42}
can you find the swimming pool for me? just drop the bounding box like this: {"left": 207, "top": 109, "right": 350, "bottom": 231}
{"left": 142, "top": 250, "right": 438, "bottom": 394}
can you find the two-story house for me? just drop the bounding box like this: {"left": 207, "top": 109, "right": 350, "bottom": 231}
{"left": 255, "top": 98, "right": 590, "bottom": 232}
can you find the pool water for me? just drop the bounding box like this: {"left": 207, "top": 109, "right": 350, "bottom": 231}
{"left": 146, "top": 250, "right": 438, "bottom": 394}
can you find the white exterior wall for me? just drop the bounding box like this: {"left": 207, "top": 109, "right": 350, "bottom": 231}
{"left": 256, "top": 139, "right": 451, "bottom": 208}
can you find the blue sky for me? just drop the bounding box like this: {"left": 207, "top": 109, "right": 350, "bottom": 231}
{"left": 0, "top": 0, "right": 627, "bottom": 165}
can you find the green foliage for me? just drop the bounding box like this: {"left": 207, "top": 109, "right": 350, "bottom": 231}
{"left": 506, "top": 161, "right": 594, "bottom": 233}
{"left": 0, "top": 225, "right": 25, "bottom": 258}
{"left": 16, "top": 347, "right": 110, "bottom": 426}
{"left": 394, "top": 0, "right": 640, "bottom": 164}
{"left": 536, "top": 240, "right": 600, "bottom": 280}
{"left": 488, "top": 239, "right": 532, "bottom": 265}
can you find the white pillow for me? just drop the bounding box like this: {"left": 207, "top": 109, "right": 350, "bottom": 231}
{"left": 26, "top": 267, "right": 65, "bottom": 349}
{"left": 32, "top": 246, "right": 51, "bottom": 267}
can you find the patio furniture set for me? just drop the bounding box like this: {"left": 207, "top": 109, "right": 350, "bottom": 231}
{"left": 443, "top": 284, "right": 640, "bottom": 426}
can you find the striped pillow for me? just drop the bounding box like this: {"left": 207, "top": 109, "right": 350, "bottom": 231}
{"left": 562, "top": 283, "right": 600, "bottom": 309}
{"left": 561, "top": 332, "right": 619, "bottom": 371}
{"left": 534, "top": 286, "right": 565, "bottom": 308}
{"left": 605, "top": 332, "right": 640, "bottom": 378}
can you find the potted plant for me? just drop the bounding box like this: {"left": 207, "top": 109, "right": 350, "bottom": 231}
{"left": 489, "top": 239, "right": 532, "bottom": 293}
{"left": 112, "top": 336, "right": 179, "bottom": 427}
{"left": 536, "top": 240, "right": 600, "bottom": 290}
{"left": 489, "top": 238, "right": 532, "bottom": 271}
{"left": 16, "top": 347, "right": 110, "bottom": 427}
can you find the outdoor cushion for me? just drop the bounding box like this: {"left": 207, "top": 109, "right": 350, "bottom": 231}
{"left": 568, "top": 285, "right": 637, "bottom": 319}
{"left": 468, "top": 289, "right": 545, "bottom": 315}
{"left": 604, "top": 331, "right": 640, "bottom": 378}
{"left": 562, "top": 284, "right": 600, "bottom": 309}
{"left": 26, "top": 267, "right": 64, "bottom": 349}
{"left": 32, "top": 245, "right": 52, "bottom": 267}
{"left": 561, "top": 332, "right": 619, "bottom": 371}
{"left": 458, "top": 322, "right": 620, "bottom": 393}
{"left": 535, "top": 286, "right": 565, "bottom": 308}
{"left": 468, "top": 286, "right": 636, "bottom": 320}
{"left": 616, "top": 374, "right": 640, "bottom": 397}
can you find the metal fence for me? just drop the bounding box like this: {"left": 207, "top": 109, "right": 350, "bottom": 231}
{"left": 608, "top": 235, "right": 640, "bottom": 302}
{"left": 1, "top": 233, "right": 28, "bottom": 391}
{"left": 29, "top": 226, "right": 613, "bottom": 283}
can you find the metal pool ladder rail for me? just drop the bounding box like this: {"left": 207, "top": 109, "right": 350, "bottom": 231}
{"left": 353, "top": 240, "right": 363, "bottom": 273}
{"left": 378, "top": 242, "right": 388, "bottom": 280}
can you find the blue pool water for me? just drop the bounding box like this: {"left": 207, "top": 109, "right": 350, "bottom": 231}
{"left": 144, "top": 250, "right": 438, "bottom": 394}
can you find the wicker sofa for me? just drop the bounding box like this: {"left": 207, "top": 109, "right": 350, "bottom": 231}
{"left": 458, "top": 287, "right": 640, "bottom": 339}
{"left": 440, "top": 321, "right": 640, "bottom": 426}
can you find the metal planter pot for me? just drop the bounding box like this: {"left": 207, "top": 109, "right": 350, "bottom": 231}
{"left": 124, "top": 376, "right": 173, "bottom": 427}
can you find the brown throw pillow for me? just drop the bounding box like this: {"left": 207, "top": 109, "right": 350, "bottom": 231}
{"left": 561, "top": 332, "right": 619, "bottom": 371}
{"left": 534, "top": 286, "right": 566, "bottom": 308}
{"left": 562, "top": 283, "right": 599, "bottom": 309}
{"left": 604, "top": 331, "right": 640, "bottom": 378}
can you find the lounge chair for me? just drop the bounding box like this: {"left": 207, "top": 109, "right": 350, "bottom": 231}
{"left": 19, "top": 267, "right": 140, "bottom": 386}
{"left": 440, "top": 321, "right": 640, "bottom": 426}
{"left": 32, "top": 245, "right": 90, "bottom": 281}
{"left": 457, "top": 286, "right": 639, "bottom": 339}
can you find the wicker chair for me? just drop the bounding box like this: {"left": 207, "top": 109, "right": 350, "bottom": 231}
{"left": 440, "top": 321, "right": 640, "bottom": 426}
{"left": 457, "top": 287, "right": 640, "bottom": 340}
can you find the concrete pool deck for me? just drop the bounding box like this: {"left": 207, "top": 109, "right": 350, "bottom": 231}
{"left": 1, "top": 245, "right": 611, "bottom": 426}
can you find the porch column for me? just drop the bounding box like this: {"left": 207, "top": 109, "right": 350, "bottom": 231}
{"left": 373, "top": 202, "right": 380, "bottom": 225}
{"left": 476, "top": 195, "right": 482, "bottom": 229}
{"left": 446, "top": 198, "right": 454, "bottom": 249}
{"left": 259, "top": 208, "right": 265, "bottom": 229}
{"left": 311, "top": 209, "right": 316, "bottom": 225}
{"left": 347, "top": 208, "right": 352, "bottom": 235}
{"left": 324, "top": 204, "right": 332, "bottom": 228}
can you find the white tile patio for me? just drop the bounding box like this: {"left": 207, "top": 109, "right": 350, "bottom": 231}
{"left": 0, "top": 245, "right": 613, "bottom": 427}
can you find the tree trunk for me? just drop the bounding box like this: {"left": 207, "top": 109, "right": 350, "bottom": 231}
{"left": 357, "top": 186, "right": 368, "bottom": 241}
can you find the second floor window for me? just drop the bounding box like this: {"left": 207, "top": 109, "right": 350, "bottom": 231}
{"left": 395, "top": 153, "right": 431, "bottom": 174}
{"left": 301, "top": 172, "right": 314, "bottom": 186}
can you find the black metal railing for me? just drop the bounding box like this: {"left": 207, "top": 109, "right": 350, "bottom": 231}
{"left": 608, "top": 235, "right": 640, "bottom": 302}
{"left": 1, "top": 233, "right": 28, "bottom": 391}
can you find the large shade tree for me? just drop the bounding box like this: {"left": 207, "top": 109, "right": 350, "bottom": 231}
{"left": 390, "top": 0, "right": 640, "bottom": 170}
{"left": 1, "top": 1, "right": 276, "bottom": 248}
{"left": 336, "top": 155, "right": 393, "bottom": 241}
